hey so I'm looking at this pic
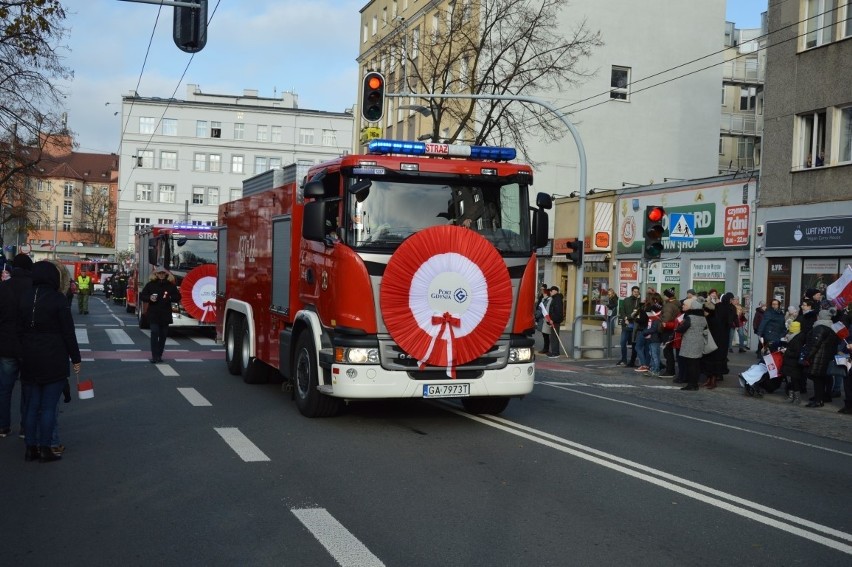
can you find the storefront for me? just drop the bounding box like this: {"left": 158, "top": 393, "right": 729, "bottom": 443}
{"left": 757, "top": 212, "right": 852, "bottom": 307}
{"left": 615, "top": 176, "right": 756, "bottom": 304}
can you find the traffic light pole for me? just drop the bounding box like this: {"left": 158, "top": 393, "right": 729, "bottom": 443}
{"left": 387, "top": 92, "right": 588, "bottom": 358}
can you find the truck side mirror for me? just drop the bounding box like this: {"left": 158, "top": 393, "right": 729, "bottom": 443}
{"left": 303, "top": 201, "right": 326, "bottom": 243}
{"left": 532, "top": 209, "right": 549, "bottom": 249}
{"left": 304, "top": 180, "right": 325, "bottom": 199}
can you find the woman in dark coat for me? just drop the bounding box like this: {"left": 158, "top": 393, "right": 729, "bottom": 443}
{"left": 140, "top": 267, "right": 182, "bottom": 363}
{"left": 757, "top": 299, "right": 786, "bottom": 351}
{"left": 702, "top": 292, "right": 737, "bottom": 389}
{"left": 803, "top": 309, "right": 839, "bottom": 407}
{"left": 19, "top": 261, "right": 81, "bottom": 462}
{"left": 781, "top": 321, "right": 806, "bottom": 404}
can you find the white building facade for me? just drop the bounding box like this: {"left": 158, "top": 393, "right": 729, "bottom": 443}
{"left": 117, "top": 85, "right": 354, "bottom": 251}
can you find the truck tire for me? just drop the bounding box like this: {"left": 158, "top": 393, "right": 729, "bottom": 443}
{"left": 239, "top": 318, "right": 265, "bottom": 384}
{"left": 138, "top": 304, "right": 149, "bottom": 330}
{"left": 461, "top": 396, "right": 511, "bottom": 415}
{"left": 293, "top": 332, "right": 341, "bottom": 418}
{"left": 224, "top": 315, "right": 242, "bottom": 376}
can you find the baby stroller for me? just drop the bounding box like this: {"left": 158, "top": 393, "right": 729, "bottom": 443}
{"left": 739, "top": 348, "right": 784, "bottom": 397}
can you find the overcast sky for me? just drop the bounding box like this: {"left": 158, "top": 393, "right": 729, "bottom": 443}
{"left": 60, "top": 0, "right": 766, "bottom": 156}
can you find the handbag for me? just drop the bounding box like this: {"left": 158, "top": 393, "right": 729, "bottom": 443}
{"left": 702, "top": 328, "right": 718, "bottom": 355}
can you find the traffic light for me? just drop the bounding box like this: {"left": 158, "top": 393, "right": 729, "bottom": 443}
{"left": 361, "top": 72, "right": 386, "bottom": 122}
{"left": 643, "top": 206, "right": 666, "bottom": 260}
{"left": 566, "top": 240, "right": 583, "bottom": 265}
{"left": 173, "top": 0, "right": 208, "bottom": 53}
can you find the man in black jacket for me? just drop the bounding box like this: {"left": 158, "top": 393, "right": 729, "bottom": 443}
{"left": 0, "top": 254, "right": 34, "bottom": 438}
{"left": 547, "top": 286, "right": 565, "bottom": 358}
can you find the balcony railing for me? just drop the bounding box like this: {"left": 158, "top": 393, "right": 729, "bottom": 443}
{"left": 721, "top": 59, "right": 764, "bottom": 84}
{"left": 721, "top": 113, "right": 762, "bottom": 136}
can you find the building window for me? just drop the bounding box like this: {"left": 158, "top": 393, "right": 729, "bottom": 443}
{"left": 231, "top": 155, "right": 244, "bottom": 174}
{"left": 798, "top": 110, "right": 827, "bottom": 168}
{"left": 382, "top": 7, "right": 388, "bottom": 26}
{"left": 64, "top": 182, "right": 75, "bottom": 198}
{"left": 161, "top": 151, "right": 177, "bottom": 170}
{"left": 412, "top": 28, "right": 420, "bottom": 58}
{"left": 804, "top": 0, "right": 836, "bottom": 49}
{"left": 840, "top": 106, "right": 852, "bottom": 163}
{"left": 372, "top": 15, "right": 378, "bottom": 35}
{"left": 234, "top": 123, "right": 245, "bottom": 140}
{"left": 37, "top": 179, "right": 45, "bottom": 192}
{"left": 844, "top": 0, "right": 852, "bottom": 37}
{"left": 322, "top": 129, "right": 336, "bottom": 146}
{"left": 230, "top": 188, "right": 242, "bottom": 201}
{"left": 209, "top": 154, "right": 221, "bottom": 172}
{"left": 63, "top": 200, "right": 72, "bottom": 216}
{"left": 738, "top": 137, "right": 755, "bottom": 164}
{"left": 139, "top": 117, "right": 156, "bottom": 134}
{"left": 257, "top": 124, "right": 268, "bottom": 142}
{"left": 158, "top": 218, "right": 174, "bottom": 225}
{"left": 194, "top": 153, "right": 207, "bottom": 172}
{"left": 269, "top": 157, "right": 282, "bottom": 169}
{"left": 138, "top": 149, "right": 154, "bottom": 168}
{"left": 159, "top": 184, "right": 176, "bottom": 204}
{"left": 299, "top": 128, "right": 314, "bottom": 145}
{"left": 162, "top": 118, "right": 177, "bottom": 136}
{"left": 211, "top": 121, "right": 221, "bottom": 138}
{"left": 207, "top": 187, "right": 219, "bottom": 206}
{"left": 254, "top": 156, "right": 268, "bottom": 174}
{"left": 739, "top": 87, "right": 757, "bottom": 111}
{"left": 719, "top": 138, "right": 725, "bottom": 155}
{"left": 296, "top": 159, "right": 313, "bottom": 181}
{"left": 610, "top": 66, "right": 630, "bottom": 100}
{"left": 134, "top": 217, "right": 150, "bottom": 231}
{"left": 136, "top": 183, "right": 152, "bottom": 201}
{"left": 192, "top": 187, "right": 205, "bottom": 205}
{"left": 63, "top": 222, "right": 71, "bottom": 231}
{"left": 271, "top": 125, "right": 282, "bottom": 143}
{"left": 84, "top": 184, "right": 93, "bottom": 196}
{"left": 196, "top": 120, "right": 208, "bottom": 137}
{"left": 363, "top": 24, "right": 368, "bottom": 43}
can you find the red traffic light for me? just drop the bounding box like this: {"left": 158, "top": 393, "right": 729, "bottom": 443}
{"left": 367, "top": 76, "right": 383, "bottom": 90}
{"left": 647, "top": 206, "right": 665, "bottom": 223}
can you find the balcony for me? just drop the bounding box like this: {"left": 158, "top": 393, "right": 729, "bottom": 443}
{"left": 721, "top": 59, "right": 763, "bottom": 84}
{"left": 721, "top": 113, "right": 762, "bottom": 137}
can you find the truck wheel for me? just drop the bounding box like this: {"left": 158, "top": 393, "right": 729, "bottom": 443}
{"left": 239, "top": 318, "right": 265, "bottom": 384}
{"left": 138, "top": 304, "right": 149, "bottom": 330}
{"left": 225, "top": 315, "right": 242, "bottom": 376}
{"left": 293, "top": 332, "right": 341, "bottom": 418}
{"left": 461, "top": 396, "right": 511, "bottom": 415}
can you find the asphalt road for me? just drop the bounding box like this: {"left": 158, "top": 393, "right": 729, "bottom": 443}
{"left": 1, "top": 296, "right": 850, "bottom": 566}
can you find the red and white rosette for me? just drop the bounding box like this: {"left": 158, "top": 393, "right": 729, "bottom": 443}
{"left": 179, "top": 264, "right": 218, "bottom": 323}
{"left": 380, "top": 225, "right": 512, "bottom": 378}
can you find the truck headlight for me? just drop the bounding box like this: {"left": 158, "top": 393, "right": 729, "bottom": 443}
{"left": 334, "top": 347, "right": 379, "bottom": 364}
{"left": 509, "top": 347, "right": 533, "bottom": 363}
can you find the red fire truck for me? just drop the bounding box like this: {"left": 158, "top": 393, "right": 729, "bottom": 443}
{"left": 216, "top": 139, "right": 552, "bottom": 417}
{"left": 60, "top": 260, "right": 119, "bottom": 293}
{"left": 127, "top": 224, "right": 218, "bottom": 329}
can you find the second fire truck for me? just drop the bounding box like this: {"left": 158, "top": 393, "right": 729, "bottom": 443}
{"left": 216, "top": 139, "right": 552, "bottom": 417}
{"left": 128, "top": 224, "right": 218, "bottom": 329}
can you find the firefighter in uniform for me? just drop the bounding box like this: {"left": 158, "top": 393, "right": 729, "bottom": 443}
{"left": 76, "top": 272, "right": 91, "bottom": 314}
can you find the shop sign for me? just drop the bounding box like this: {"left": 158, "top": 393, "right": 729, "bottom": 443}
{"left": 764, "top": 216, "right": 852, "bottom": 250}
{"left": 691, "top": 260, "right": 725, "bottom": 280}
{"left": 803, "top": 258, "right": 839, "bottom": 274}
{"left": 616, "top": 181, "right": 755, "bottom": 254}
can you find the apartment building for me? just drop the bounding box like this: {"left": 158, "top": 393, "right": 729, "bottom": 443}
{"left": 117, "top": 85, "right": 354, "bottom": 251}
{"left": 720, "top": 18, "right": 766, "bottom": 174}
{"left": 11, "top": 133, "right": 119, "bottom": 256}
{"left": 753, "top": 0, "right": 852, "bottom": 308}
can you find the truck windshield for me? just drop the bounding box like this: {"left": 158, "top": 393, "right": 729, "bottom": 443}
{"left": 170, "top": 237, "right": 217, "bottom": 269}
{"left": 346, "top": 178, "right": 530, "bottom": 254}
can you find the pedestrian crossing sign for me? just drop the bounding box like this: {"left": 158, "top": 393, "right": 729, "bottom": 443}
{"left": 668, "top": 213, "right": 695, "bottom": 242}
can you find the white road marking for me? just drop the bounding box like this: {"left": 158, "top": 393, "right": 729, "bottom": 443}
{"left": 214, "top": 427, "right": 270, "bottom": 462}
{"left": 82, "top": 358, "right": 95, "bottom": 362}
{"left": 540, "top": 382, "right": 852, "bottom": 457}
{"left": 156, "top": 364, "right": 179, "bottom": 376}
{"left": 106, "top": 328, "right": 134, "bottom": 344}
{"left": 190, "top": 337, "right": 217, "bottom": 346}
{"left": 440, "top": 406, "right": 852, "bottom": 555}
{"left": 139, "top": 330, "right": 179, "bottom": 345}
{"left": 291, "top": 508, "right": 385, "bottom": 567}
{"left": 174, "top": 359, "right": 203, "bottom": 363}
{"left": 177, "top": 387, "right": 211, "bottom": 406}
{"left": 75, "top": 328, "right": 89, "bottom": 344}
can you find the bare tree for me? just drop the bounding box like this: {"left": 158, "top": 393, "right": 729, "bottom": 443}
{"left": 74, "top": 185, "right": 115, "bottom": 247}
{"left": 378, "top": 0, "right": 601, "bottom": 162}
{"left": 0, "top": 0, "right": 72, "bottom": 249}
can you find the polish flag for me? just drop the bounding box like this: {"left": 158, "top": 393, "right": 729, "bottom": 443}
{"left": 539, "top": 302, "right": 553, "bottom": 326}
{"left": 827, "top": 265, "right": 852, "bottom": 309}
{"left": 832, "top": 321, "right": 849, "bottom": 341}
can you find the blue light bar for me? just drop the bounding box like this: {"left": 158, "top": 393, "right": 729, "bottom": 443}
{"left": 171, "top": 224, "right": 216, "bottom": 230}
{"left": 367, "top": 139, "right": 516, "bottom": 161}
